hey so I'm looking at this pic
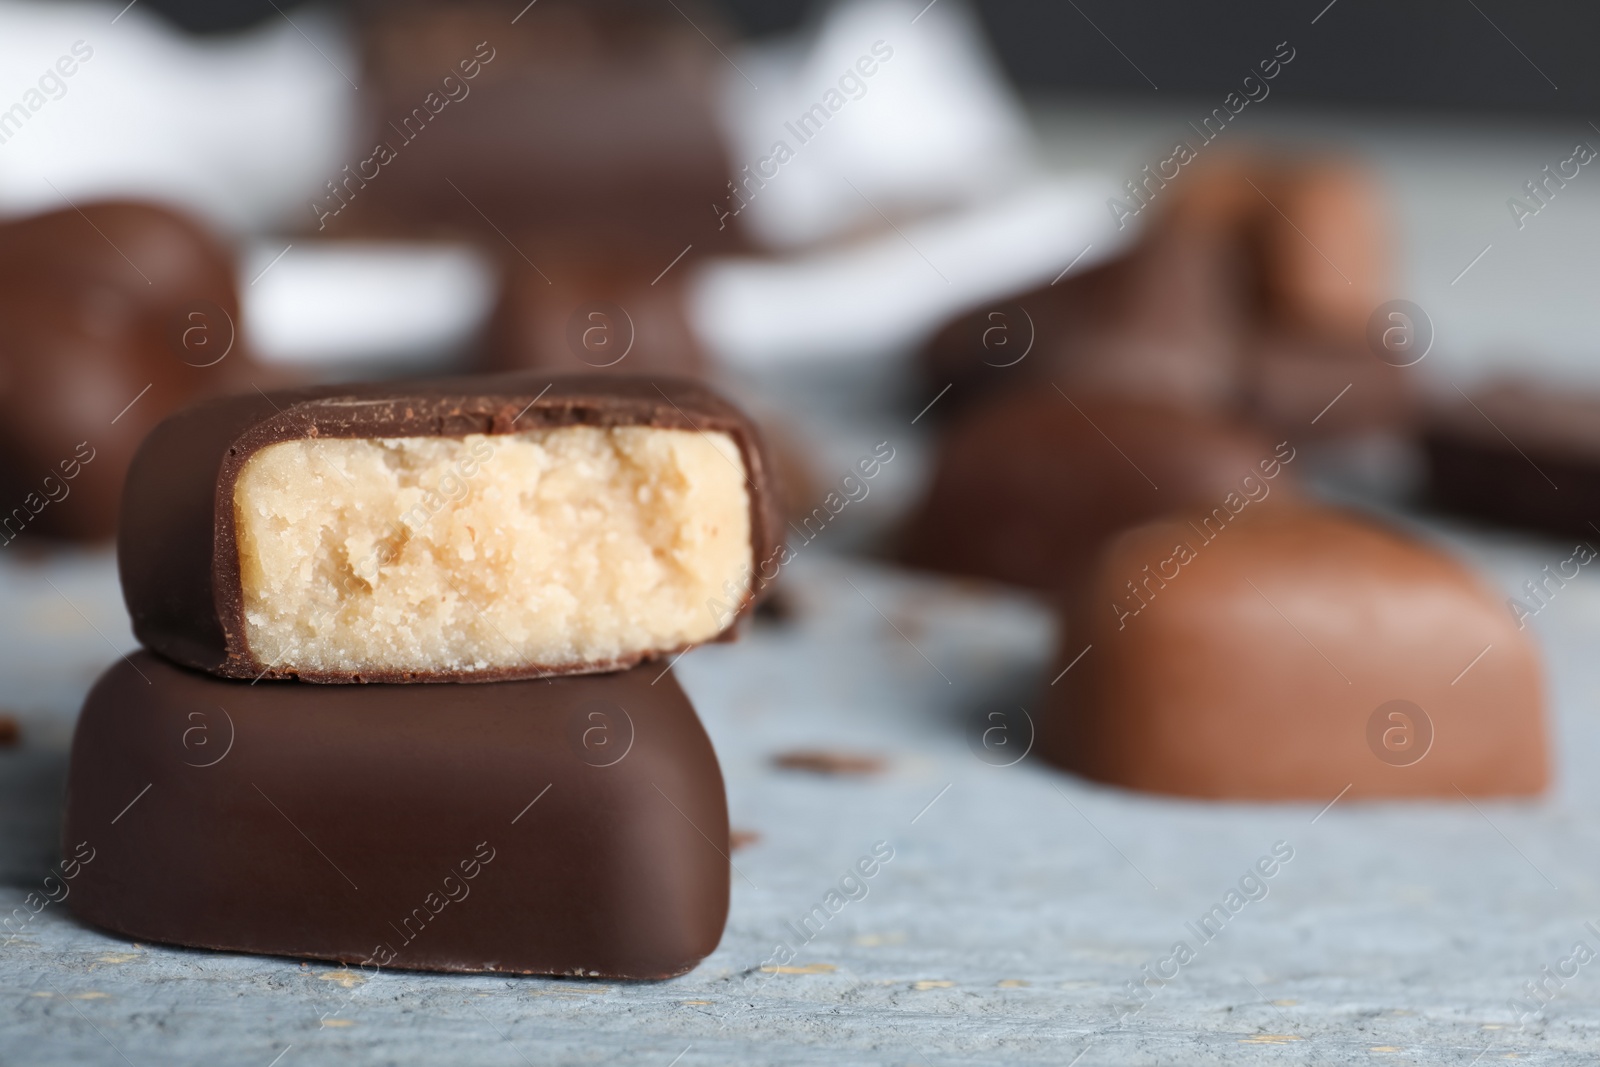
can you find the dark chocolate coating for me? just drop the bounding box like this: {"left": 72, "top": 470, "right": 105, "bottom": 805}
{"left": 1424, "top": 382, "right": 1600, "bottom": 539}
{"left": 64, "top": 652, "right": 729, "bottom": 978}
{"left": 899, "top": 387, "right": 1291, "bottom": 593}
{"left": 0, "top": 201, "right": 265, "bottom": 543}
{"left": 1042, "top": 503, "right": 1547, "bottom": 800}
{"left": 118, "top": 373, "right": 783, "bottom": 682}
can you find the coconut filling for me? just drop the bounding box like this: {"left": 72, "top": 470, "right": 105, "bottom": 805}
{"left": 232, "top": 426, "right": 753, "bottom": 675}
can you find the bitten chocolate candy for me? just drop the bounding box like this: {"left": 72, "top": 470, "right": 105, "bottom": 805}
{"left": 0, "top": 200, "right": 262, "bottom": 543}
{"left": 119, "top": 374, "right": 782, "bottom": 682}
{"left": 64, "top": 652, "right": 729, "bottom": 978}
{"left": 899, "top": 387, "right": 1294, "bottom": 592}
{"left": 1424, "top": 381, "right": 1600, "bottom": 539}
{"left": 1043, "top": 504, "right": 1547, "bottom": 800}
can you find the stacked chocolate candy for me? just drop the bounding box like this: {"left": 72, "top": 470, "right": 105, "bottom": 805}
{"left": 64, "top": 375, "right": 780, "bottom": 977}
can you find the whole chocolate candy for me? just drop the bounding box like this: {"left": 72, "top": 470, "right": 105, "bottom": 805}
{"left": 64, "top": 652, "right": 729, "bottom": 977}
{"left": 0, "top": 200, "right": 262, "bottom": 543}
{"left": 325, "top": 0, "right": 738, "bottom": 256}
{"left": 916, "top": 154, "right": 1412, "bottom": 438}
{"left": 1043, "top": 503, "right": 1547, "bottom": 800}
{"left": 899, "top": 386, "right": 1295, "bottom": 593}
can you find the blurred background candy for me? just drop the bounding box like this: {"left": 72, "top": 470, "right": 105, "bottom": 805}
{"left": 0, "top": 201, "right": 269, "bottom": 541}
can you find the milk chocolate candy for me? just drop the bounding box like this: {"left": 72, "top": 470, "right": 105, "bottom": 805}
{"left": 1253, "top": 160, "right": 1390, "bottom": 342}
{"left": 119, "top": 374, "right": 782, "bottom": 682}
{"left": 0, "top": 200, "right": 263, "bottom": 543}
{"left": 1241, "top": 160, "right": 1411, "bottom": 436}
{"left": 917, "top": 155, "right": 1278, "bottom": 414}
{"left": 63, "top": 653, "right": 728, "bottom": 977}
{"left": 918, "top": 209, "right": 1245, "bottom": 416}
{"left": 900, "top": 387, "right": 1293, "bottom": 592}
{"left": 916, "top": 154, "right": 1407, "bottom": 436}
{"left": 1424, "top": 381, "right": 1600, "bottom": 539}
{"left": 1044, "top": 504, "right": 1547, "bottom": 800}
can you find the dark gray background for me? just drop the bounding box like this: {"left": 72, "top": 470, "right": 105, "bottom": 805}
{"left": 145, "top": 0, "right": 1591, "bottom": 117}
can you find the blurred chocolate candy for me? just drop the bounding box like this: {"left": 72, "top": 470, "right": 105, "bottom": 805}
{"left": 1240, "top": 158, "right": 1412, "bottom": 435}
{"left": 331, "top": 0, "right": 737, "bottom": 256}
{"left": 1244, "top": 331, "right": 1415, "bottom": 436}
{"left": 899, "top": 387, "right": 1295, "bottom": 592}
{"left": 480, "top": 250, "right": 705, "bottom": 376}
{"left": 917, "top": 154, "right": 1412, "bottom": 436}
{"left": 0, "top": 201, "right": 262, "bottom": 542}
{"left": 1252, "top": 160, "right": 1391, "bottom": 341}
{"left": 919, "top": 197, "right": 1246, "bottom": 416}
{"left": 1044, "top": 503, "right": 1547, "bottom": 799}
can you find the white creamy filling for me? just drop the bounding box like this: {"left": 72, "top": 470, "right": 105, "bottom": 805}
{"left": 233, "top": 426, "right": 752, "bottom": 674}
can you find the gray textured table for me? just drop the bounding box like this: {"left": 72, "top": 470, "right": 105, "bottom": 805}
{"left": 5, "top": 516, "right": 1600, "bottom": 1065}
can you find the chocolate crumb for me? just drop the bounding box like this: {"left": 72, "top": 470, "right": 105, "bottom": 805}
{"left": 771, "top": 750, "right": 885, "bottom": 776}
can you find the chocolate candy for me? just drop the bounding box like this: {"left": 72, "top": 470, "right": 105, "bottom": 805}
{"left": 480, "top": 254, "right": 706, "bottom": 377}
{"left": 899, "top": 387, "right": 1294, "bottom": 592}
{"left": 119, "top": 374, "right": 782, "bottom": 682}
{"left": 1241, "top": 158, "right": 1411, "bottom": 436}
{"left": 0, "top": 200, "right": 263, "bottom": 543}
{"left": 64, "top": 652, "right": 729, "bottom": 977}
{"left": 918, "top": 204, "right": 1244, "bottom": 417}
{"left": 1253, "top": 160, "right": 1390, "bottom": 342}
{"left": 329, "top": 0, "right": 737, "bottom": 256}
{"left": 915, "top": 154, "right": 1411, "bottom": 436}
{"left": 1043, "top": 503, "right": 1547, "bottom": 799}
{"left": 1243, "top": 331, "right": 1414, "bottom": 436}
{"left": 1424, "top": 381, "right": 1600, "bottom": 539}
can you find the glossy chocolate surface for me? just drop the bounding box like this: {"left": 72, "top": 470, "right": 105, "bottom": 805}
{"left": 64, "top": 653, "right": 729, "bottom": 977}
{"left": 1043, "top": 503, "right": 1547, "bottom": 800}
